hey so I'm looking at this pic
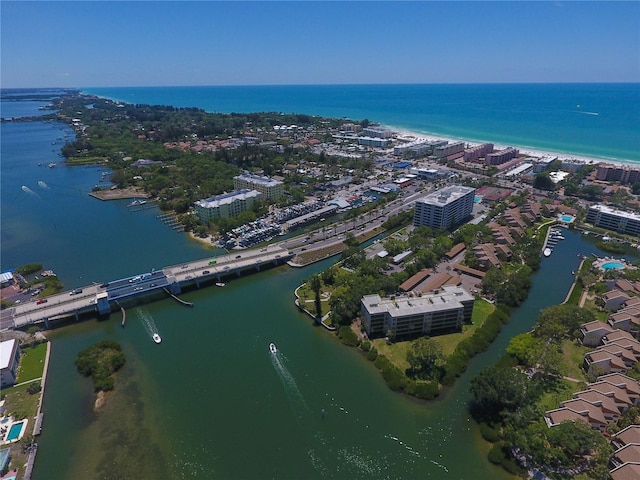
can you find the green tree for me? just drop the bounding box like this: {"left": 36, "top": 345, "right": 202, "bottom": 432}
{"left": 308, "top": 274, "right": 322, "bottom": 322}
{"left": 406, "top": 337, "right": 445, "bottom": 381}
{"left": 470, "top": 365, "right": 534, "bottom": 422}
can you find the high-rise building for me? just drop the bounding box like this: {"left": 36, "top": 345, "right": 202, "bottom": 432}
{"left": 194, "top": 189, "right": 262, "bottom": 222}
{"left": 586, "top": 205, "right": 640, "bottom": 237}
{"left": 413, "top": 185, "right": 475, "bottom": 230}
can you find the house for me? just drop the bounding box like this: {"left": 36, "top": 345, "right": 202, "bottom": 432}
{"left": 598, "top": 374, "right": 640, "bottom": 404}
{"left": 572, "top": 390, "right": 622, "bottom": 421}
{"left": 602, "top": 290, "right": 632, "bottom": 312}
{"left": 608, "top": 307, "right": 640, "bottom": 333}
{"left": 0, "top": 339, "right": 21, "bottom": 388}
{"left": 610, "top": 462, "right": 640, "bottom": 480}
{"left": 611, "top": 425, "right": 640, "bottom": 451}
{"left": 580, "top": 320, "right": 615, "bottom": 347}
{"left": 560, "top": 399, "right": 611, "bottom": 425}
{"left": 544, "top": 406, "right": 606, "bottom": 431}
{"left": 583, "top": 350, "right": 628, "bottom": 376}
{"left": 610, "top": 444, "right": 640, "bottom": 471}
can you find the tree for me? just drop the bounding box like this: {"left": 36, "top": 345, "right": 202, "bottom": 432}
{"left": 470, "top": 365, "right": 534, "bottom": 422}
{"left": 406, "top": 337, "right": 445, "bottom": 380}
{"left": 532, "top": 304, "right": 596, "bottom": 343}
{"left": 308, "top": 274, "right": 322, "bottom": 322}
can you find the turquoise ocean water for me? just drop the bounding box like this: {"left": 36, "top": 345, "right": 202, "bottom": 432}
{"left": 84, "top": 83, "right": 640, "bottom": 165}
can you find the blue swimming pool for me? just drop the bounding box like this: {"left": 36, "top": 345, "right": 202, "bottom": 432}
{"left": 474, "top": 195, "right": 482, "bottom": 203}
{"left": 561, "top": 214, "right": 574, "bottom": 223}
{"left": 6, "top": 421, "right": 24, "bottom": 442}
{"left": 602, "top": 262, "right": 625, "bottom": 270}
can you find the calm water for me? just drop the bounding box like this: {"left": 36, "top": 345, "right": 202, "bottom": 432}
{"left": 0, "top": 91, "right": 635, "bottom": 478}
{"left": 84, "top": 83, "right": 640, "bottom": 164}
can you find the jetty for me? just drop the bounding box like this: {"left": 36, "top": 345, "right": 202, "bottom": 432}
{"left": 3, "top": 245, "right": 292, "bottom": 329}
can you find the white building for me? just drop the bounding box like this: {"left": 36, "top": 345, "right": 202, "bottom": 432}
{"left": 414, "top": 185, "right": 475, "bottom": 230}
{"left": 0, "top": 339, "right": 21, "bottom": 388}
{"left": 586, "top": 205, "right": 640, "bottom": 237}
{"left": 233, "top": 172, "right": 283, "bottom": 201}
{"left": 194, "top": 189, "right": 262, "bottom": 222}
{"left": 360, "top": 285, "right": 475, "bottom": 339}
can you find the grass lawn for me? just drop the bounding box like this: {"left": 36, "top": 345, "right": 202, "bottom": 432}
{"left": 371, "top": 299, "right": 496, "bottom": 370}
{"left": 583, "top": 298, "right": 609, "bottom": 321}
{"left": 16, "top": 342, "right": 48, "bottom": 383}
{"left": 2, "top": 382, "right": 41, "bottom": 421}
{"left": 538, "top": 378, "right": 583, "bottom": 411}
{"left": 561, "top": 339, "right": 590, "bottom": 382}
{"left": 432, "top": 299, "right": 495, "bottom": 356}
{"left": 372, "top": 339, "right": 411, "bottom": 372}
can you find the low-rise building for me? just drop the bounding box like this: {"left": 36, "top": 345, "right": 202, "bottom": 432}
{"left": 586, "top": 205, "right": 640, "bottom": 237}
{"left": 360, "top": 285, "right": 474, "bottom": 340}
{"left": 233, "top": 172, "right": 283, "bottom": 201}
{"left": 0, "top": 339, "right": 21, "bottom": 388}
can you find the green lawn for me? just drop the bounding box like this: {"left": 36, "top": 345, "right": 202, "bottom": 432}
{"left": 16, "top": 342, "right": 48, "bottom": 383}
{"left": 1, "top": 382, "right": 41, "bottom": 420}
{"left": 433, "top": 299, "right": 496, "bottom": 355}
{"left": 538, "top": 378, "right": 583, "bottom": 411}
{"left": 371, "top": 299, "right": 496, "bottom": 370}
{"left": 561, "top": 339, "right": 590, "bottom": 382}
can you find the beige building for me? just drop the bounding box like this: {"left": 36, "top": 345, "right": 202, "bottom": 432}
{"left": 233, "top": 172, "right": 283, "bottom": 201}
{"left": 194, "top": 189, "right": 262, "bottom": 222}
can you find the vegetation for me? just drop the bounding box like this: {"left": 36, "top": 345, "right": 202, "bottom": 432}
{"left": 595, "top": 241, "right": 626, "bottom": 254}
{"left": 14, "top": 263, "right": 43, "bottom": 275}
{"left": 75, "top": 340, "right": 126, "bottom": 392}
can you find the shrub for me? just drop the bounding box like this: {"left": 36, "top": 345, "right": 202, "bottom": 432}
{"left": 337, "top": 326, "right": 360, "bottom": 347}
{"left": 366, "top": 347, "right": 378, "bottom": 362}
{"left": 479, "top": 422, "right": 500, "bottom": 443}
{"left": 406, "top": 380, "right": 440, "bottom": 400}
{"left": 488, "top": 443, "right": 506, "bottom": 465}
{"left": 26, "top": 382, "right": 42, "bottom": 395}
{"left": 360, "top": 340, "right": 371, "bottom": 352}
{"left": 374, "top": 355, "right": 408, "bottom": 391}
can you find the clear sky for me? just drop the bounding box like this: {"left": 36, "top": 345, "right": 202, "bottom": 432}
{"left": 2, "top": 1, "right": 639, "bottom": 88}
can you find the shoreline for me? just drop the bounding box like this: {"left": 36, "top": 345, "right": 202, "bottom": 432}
{"left": 385, "top": 124, "right": 639, "bottom": 170}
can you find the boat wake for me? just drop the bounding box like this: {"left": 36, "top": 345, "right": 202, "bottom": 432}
{"left": 21, "top": 185, "right": 41, "bottom": 199}
{"left": 136, "top": 308, "right": 161, "bottom": 343}
{"left": 269, "top": 347, "right": 308, "bottom": 418}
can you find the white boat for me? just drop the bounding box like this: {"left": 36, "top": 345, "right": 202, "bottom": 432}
{"left": 153, "top": 333, "right": 162, "bottom": 344}
{"left": 216, "top": 282, "right": 225, "bottom": 287}
{"left": 269, "top": 342, "right": 277, "bottom": 354}
{"left": 128, "top": 199, "right": 147, "bottom": 207}
{"left": 543, "top": 248, "right": 552, "bottom": 257}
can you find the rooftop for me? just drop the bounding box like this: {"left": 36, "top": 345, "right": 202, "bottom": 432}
{"left": 416, "top": 185, "right": 475, "bottom": 207}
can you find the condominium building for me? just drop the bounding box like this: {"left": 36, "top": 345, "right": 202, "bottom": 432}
{"left": 433, "top": 141, "right": 465, "bottom": 159}
{"left": 485, "top": 147, "right": 519, "bottom": 166}
{"left": 464, "top": 143, "right": 494, "bottom": 163}
{"left": 362, "top": 127, "right": 393, "bottom": 139}
{"left": 194, "top": 189, "right": 262, "bottom": 222}
{"left": 360, "top": 285, "right": 475, "bottom": 339}
{"left": 595, "top": 163, "right": 640, "bottom": 185}
{"left": 586, "top": 205, "right": 640, "bottom": 237}
{"left": 233, "top": 172, "right": 283, "bottom": 201}
{"left": 414, "top": 185, "right": 475, "bottom": 230}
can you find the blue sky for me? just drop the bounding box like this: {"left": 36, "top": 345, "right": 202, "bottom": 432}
{"left": 2, "top": 1, "right": 639, "bottom": 88}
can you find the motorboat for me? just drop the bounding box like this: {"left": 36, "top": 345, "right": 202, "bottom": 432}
{"left": 543, "top": 248, "right": 552, "bottom": 257}
{"left": 153, "top": 333, "right": 162, "bottom": 344}
{"left": 216, "top": 282, "right": 225, "bottom": 287}
{"left": 269, "top": 342, "right": 277, "bottom": 354}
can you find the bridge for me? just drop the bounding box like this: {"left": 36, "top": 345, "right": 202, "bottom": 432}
{"left": 2, "top": 245, "right": 292, "bottom": 329}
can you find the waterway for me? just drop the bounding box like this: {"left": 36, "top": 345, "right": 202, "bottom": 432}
{"left": 2, "top": 113, "right": 635, "bottom": 478}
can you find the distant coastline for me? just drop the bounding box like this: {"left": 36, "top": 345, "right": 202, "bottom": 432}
{"left": 82, "top": 83, "right": 640, "bottom": 167}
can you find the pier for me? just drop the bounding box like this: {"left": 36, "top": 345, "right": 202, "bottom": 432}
{"left": 3, "top": 245, "right": 292, "bottom": 329}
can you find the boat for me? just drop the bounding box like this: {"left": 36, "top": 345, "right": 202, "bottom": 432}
{"left": 153, "top": 333, "right": 162, "bottom": 344}
{"left": 216, "top": 282, "right": 225, "bottom": 287}
{"left": 48, "top": 162, "right": 56, "bottom": 168}
{"left": 269, "top": 342, "right": 277, "bottom": 354}
{"left": 128, "top": 199, "right": 147, "bottom": 207}
{"left": 543, "top": 248, "right": 552, "bottom": 257}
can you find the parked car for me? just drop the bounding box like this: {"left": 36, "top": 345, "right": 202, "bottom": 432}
{"left": 36, "top": 299, "right": 48, "bottom": 305}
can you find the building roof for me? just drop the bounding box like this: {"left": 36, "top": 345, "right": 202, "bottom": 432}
{"left": 399, "top": 268, "right": 432, "bottom": 292}
{"left": 0, "top": 272, "right": 13, "bottom": 283}
{"left": 195, "top": 189, "right": 261, "bottom": 209}
{"left": 590, "top": 204, "right": 640, "bottom": 222}
{"left": 613, "top": 425, "right": 640, "bottom": 446}
{"left": 0, "top": 339, "right": 18, "bottom": 370}
{"left": 610, "top": 462, "right": 640, "bottom": 480}
{"left": 416, "top": 185, "right": 475, "bottom": 207}
{"left": 362, "top": 285, "right": 473, "bottom": 318}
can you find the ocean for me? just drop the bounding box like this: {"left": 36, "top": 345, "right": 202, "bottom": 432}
{"left": 84, "top": 83, "right": 640, "bottom": 165}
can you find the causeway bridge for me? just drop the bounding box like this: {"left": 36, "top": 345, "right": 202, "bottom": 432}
{"left": 2, "top": 245, "right": 292, "bottom": 330}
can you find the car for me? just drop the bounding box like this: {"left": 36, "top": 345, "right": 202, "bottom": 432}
{"left": 70, "top": 288, "right": 82, "bottom": 295}
{"left": 235, "top": 255, "right": 242, "bottom": 259}
{"left": 36, "top": 299, "right": 47, "bottom": 305}
{"left": 202, "top": 270, "right": 210, "bottom": 275}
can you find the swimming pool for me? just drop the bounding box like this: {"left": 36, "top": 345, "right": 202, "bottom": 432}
{"left": 601, "top": 262, "right": 625, "bottom": 270}
{"left": 474, "top": 195, "right": 482, "bottom": 203}
{"left": 5, "top": 421, "right": 24, "bottom": 442}
{"left": 561, "top": 214, "right": 574, "bottom": 223}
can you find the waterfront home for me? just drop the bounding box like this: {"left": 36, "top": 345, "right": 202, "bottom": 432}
{"left": 544, "top": 405, "right": 606, "bottom": 431}
{"left": 602, "top": 290, "right": 632, "bottom": 312}
{"left": 0, "top": 339, "right": 21, "bottom": 388}
{"left": 580, "top": 320, "right": 615, "bottom": 347}
{"left": 584, "top": 350, "right": 627, "bottom": 376}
